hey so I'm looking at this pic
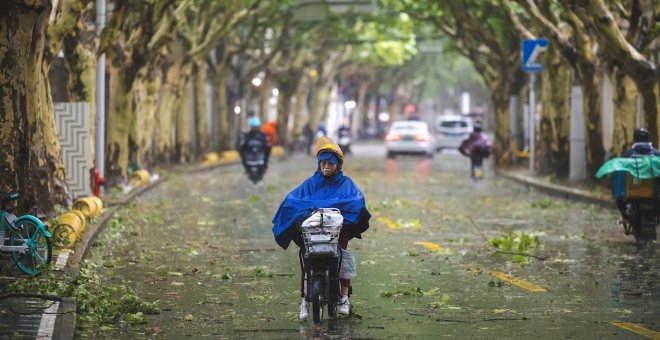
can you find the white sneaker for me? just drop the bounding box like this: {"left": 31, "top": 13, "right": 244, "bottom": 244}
{"left": 338, "top": 296, "right": 350, "bottom": 315}
{"left": 299, "top": 298, "right": 309, "bottom": 321}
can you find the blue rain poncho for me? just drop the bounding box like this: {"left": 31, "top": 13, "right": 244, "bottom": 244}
{"left": 272, "top": 170, "right": 371, "bottom": 249}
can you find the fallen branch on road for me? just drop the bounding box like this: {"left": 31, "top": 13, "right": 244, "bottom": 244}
{"left": 234, "top": 328, "right": 299, "bottom": 333}
{"left": 467, "top": 216, "right": 548, "bottom": 261}
{"left": 436, "top": 317, "right": 529, "bottom": 323}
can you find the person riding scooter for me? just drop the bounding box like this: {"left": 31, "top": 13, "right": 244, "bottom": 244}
{"left": 336, "top": 124, "right": 351, "bottom": 155}
{"left": 459, "top": 123, "right": 492, "bottom": 180}
{"left": 239, "top": 117, "right": 271, "bottom": 180}
{"left": 614, "top": 127, "right": 660, "bottom": 222}
{"left": 271, "top": 137, "right": 371, "bottom": 320}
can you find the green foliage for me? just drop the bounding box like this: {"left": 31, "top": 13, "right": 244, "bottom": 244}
{"left": 141, "top": 212, "right": 164, "bottom": 224}
{"left": 350, "top": 13, "right": 418, "bottom": 66}
{"left": 488, "top": 231, "right": 541, "bottom": 264}
{"left": 253, "top": 267, "right": 273, "bottom": 278}
{"left": 7, "top": 262, "right": 159, "bottom": 329}
{"left": 488, "top": 280, "right": 504, "bottom": 288}
{"left": 379, "top": 286, "right": 424, "bottom": 297}
{"left": 530, "top": 199, "right": 553, "bottom": 209}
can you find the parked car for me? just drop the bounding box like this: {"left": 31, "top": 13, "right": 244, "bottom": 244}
{"left": 435, "top": 115, "right": 473, "bottom": 150}
{"left": 385, "top": 120, "right": 435, "bottom": 158}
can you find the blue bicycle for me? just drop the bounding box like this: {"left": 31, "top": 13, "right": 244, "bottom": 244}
{"left": 1, "top": 192, "right": 52, "bottom": 276}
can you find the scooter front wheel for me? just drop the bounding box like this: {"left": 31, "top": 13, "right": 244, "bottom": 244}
{"left": 310, "top": 276, "right": 324, "bottom": 324}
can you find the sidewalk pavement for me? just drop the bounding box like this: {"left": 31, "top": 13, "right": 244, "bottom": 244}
{"left": 498, "top": 169, "right": 614, "bottom": 209}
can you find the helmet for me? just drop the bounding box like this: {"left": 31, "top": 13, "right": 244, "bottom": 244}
{"left": 248, "top": 117, "right": 261, "bottom": 127}
{"left": 633, "top": 128, "right": 650, "bottom": 143}
{"left": 314, "top": 136, "right": 344, "bottom": 169}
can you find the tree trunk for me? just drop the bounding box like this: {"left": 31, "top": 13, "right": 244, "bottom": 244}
{"left": 637, "top": 77, "right": 658, "bottom": 144}
{"left": 213, "top": 69, "right": 231, "bottom": 151}
{"left": 355, "top": 78, "right": 371, "bottom": 138}
{"left": 193, "top": 62, "right": 209, "bottom": 156}
{"left": 0, "top": 2, "right": 69, "bottom": 216}
{"left": 156, "top": 60, "right": 181, "bottom": 164}
{"left": 538, "top": 45, "right": 571, "bottom": 178}
{"left": 308, "top": 78, "right": 326, "bottom": 128}
{"left": 291, "top": 76, "right": 309, "bottom": 137}
{"left": 106, "top": 64, "right": 137, "bottom": 187}
{"left": 174, "top": 67, "right": 193, "bottom": 163}
{"left": 388, "top": 83, "right": 407, "bottom": 124}
{"left": 134, "top": 65, "right": 160, "bottom": 168}
{"left": 276, "top": 75, "right": 299, "bottom": 149}
{"left": 62, "top": 21, "right": 96, "bottom": 160}
{"left": 492, "top": 93, "right": 511, "bottom": 167}
{"left": 258, "top": 74, "right": 271, "bottom": 123}
{"left": 578, "top": 65, "right": 605, "bottom": 178}
{"left": 610, "top": 71, "right": 637, "bottom": 157}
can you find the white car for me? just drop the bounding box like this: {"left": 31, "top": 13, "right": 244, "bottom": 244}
{"left": 385, "top": 121, "right": 435, "bottom": 158}
{"left": 435, "top": 115, "right": 473, "bottom": 150}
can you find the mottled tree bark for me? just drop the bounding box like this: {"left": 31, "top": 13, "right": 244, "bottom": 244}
{"left": 174, "top": 69, "right": 193, "bottom": 163}
{"left": 0, "top": 1, "right": 69, "bottom": 216}
{"left": 193, "top": 62, "right": 210, "bottom": 156}
{"left": 258, "top": 74, "right": 271, "bottom": 123}
{"left": 213, "top": 68, "right": 231, "bottom": 151}
{"left": 538, "top": 44, "right": 571, "bottom": 178}
{"left": 291, "top": 75, "right": 309, "bottom": 137}
{"left": 105, "top": 64, "right": 136, "bottom": 187}
{"left": 275, "top": 74, "right": 299, "bottom": 148}
{"left": 610, "top": 71, "right": 638, "bottom": 157}
{"left": 133, "top": 65, "right": 160, "bottom": 168}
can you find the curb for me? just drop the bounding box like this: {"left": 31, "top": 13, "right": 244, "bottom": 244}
{"left": 499, "top": 171, "right": 614, "bottom": 208}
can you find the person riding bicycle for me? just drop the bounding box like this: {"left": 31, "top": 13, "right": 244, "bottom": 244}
{"left": 614, "top": 127, "right": 660, "bottom": 222}
{"left": 239, "top": 117, "right": 271, "bottom": 173}
{"left": 271, "top": 136, "right": 371, "bottom": 321}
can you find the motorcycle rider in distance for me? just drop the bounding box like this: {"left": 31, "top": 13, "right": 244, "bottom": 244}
{"left": 458, "top": 123, "right": 492, "bottom": 180}
{"left": 239, "top": 117, "right": 271, "bottom": 174}
{"left": 336, "top": 123, "right": 351, "bottom": 155}
{"left": 614, "top": 127, "right": 660, "bottom": 222}
{"left": 271, "top": 137, "right": 370, "bottom": 321}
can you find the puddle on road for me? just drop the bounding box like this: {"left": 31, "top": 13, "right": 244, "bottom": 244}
{"left": 78, "top": 157, "right": 659, "bottom": 339}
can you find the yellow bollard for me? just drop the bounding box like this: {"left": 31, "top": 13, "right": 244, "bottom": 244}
{"left": 272, "top": 146, "right": 285, "bottom": 157}
{"left": 73, "top": 197, "right": 100, "bottom": 218}
{"left": 202, "top": 152, "right": 220, "bottom": 165}
{"left": 129, "top": 169, "right": 150, "bottom": 187}
{"left": 88, "top": 196, "right": 103, "bottom": 212}
{"left": 220, "top": 150, "right": 240, "bottom": 162}
{"left": 55, "top": 212, "right": 84, "bottom": 248}
{"left": 67, "top": 209, "right": 87, "bottom": 232}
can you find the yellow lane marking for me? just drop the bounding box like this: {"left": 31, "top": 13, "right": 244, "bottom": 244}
{"left": 376, "top": 217, "right": 399, "bottom": 230}
{"left": 414, "top": 241, "right": 443, "bottom": 252}
{"left": 490, "top": 271, "right": 547, "bottom": 292}
{"left": 611, "top": 321, "right": 660, "bottom": 339}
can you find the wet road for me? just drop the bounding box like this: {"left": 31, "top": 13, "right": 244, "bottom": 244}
{"left": 83, "top": 142, "right": 659, "bottom": 339}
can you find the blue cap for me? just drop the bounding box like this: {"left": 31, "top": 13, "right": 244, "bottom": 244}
{"left": 317, "top": 152, "right": 338, "bottom": 165}
{"left": 249, "top": 117, "right": 261, "bottom": 127}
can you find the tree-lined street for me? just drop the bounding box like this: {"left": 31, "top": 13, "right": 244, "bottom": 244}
{"left": 1, "top": 1, "right": 659, "bottom": 338}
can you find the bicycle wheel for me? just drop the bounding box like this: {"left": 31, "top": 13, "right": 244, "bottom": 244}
{"left": 310, "top": 276, "right": 324, "bottom": 325}
{"left": 9, "top": 220, "right": 52, "bottom": 276}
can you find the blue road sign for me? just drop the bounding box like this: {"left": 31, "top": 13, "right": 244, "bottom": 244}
{"left": 522, "top": 39, "right": 549, "bottom": 72}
